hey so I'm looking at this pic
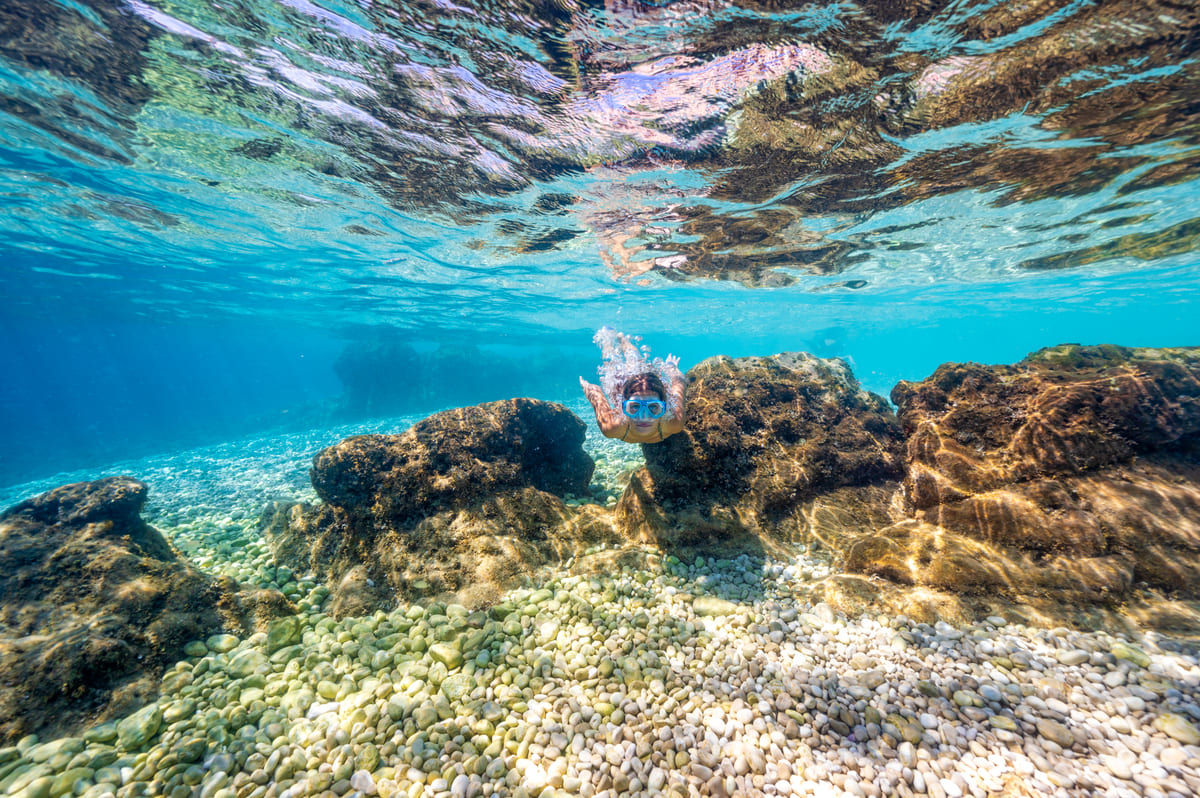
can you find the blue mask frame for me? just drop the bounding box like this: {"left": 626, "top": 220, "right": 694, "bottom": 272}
{"left": 623, "top": 398, "right": 666, "bottom": 419}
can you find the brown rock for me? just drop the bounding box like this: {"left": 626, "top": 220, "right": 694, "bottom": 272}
{"left": 265, "top": 399, "right": 620, "bottom": 615}
{"left": 616, "top": 352, "right": 906, "bottom": 552}
{"left": 850, "top": 344, "right": 1200, "bottom": 605}
{"left": 312, "top": 398, "right": 594, "bottom": 522}
{"left": 0, "top": 477, "right": 288, "bottom": 745}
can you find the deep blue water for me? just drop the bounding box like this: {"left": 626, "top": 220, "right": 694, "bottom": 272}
{"left": 1, "top": 0, "right": 1198, "bottom": 490}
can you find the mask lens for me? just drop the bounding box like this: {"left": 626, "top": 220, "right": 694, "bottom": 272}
{"left": 624, "top": 399, "right": 666, "bottom": 419}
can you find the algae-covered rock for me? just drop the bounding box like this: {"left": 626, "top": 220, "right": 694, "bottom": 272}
{"left": 616, "top": 352, "right": 905, "bottom": 553}
{"left": 264, "top": 398, "right": 623, "bottom": 616}
{"left": 0, "top": 478, "right": 291, "bottom": 745}
{"left": 869, "top": 345, "right": 1200, "bottom": 602}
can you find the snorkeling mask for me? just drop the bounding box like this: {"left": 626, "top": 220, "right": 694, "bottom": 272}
{"left": 623, "top": 398, "right": 667, "bottom": 420}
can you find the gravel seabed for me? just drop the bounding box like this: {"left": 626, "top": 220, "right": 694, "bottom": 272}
{"left": 1, "top": 411, "right": 1199, "bottom": 798}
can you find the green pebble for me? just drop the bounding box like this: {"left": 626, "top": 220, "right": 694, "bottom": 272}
{"left": 953, "top": 690, "right": 981, "bottom": 708}
{"left": 160, "top": 671, "right": 192, "bottom": 693}
{"left": 1111, "top": 641, "right": 1151, "bottom": 668}
{"left": 900, "top": 721, "right": 924, "bottom": 744}
{"left": 183, "top": 641, "right": 209, "bottom": 657}
{"left": 266, "top": 617, "right": 303, "bottom": 653}
{"left": 356, "top": 744, "right": 380, "bottom": 773}
{"left": 162, "top": 700, "right": 197, "bottom": 725}
{"left": 270, "top": 645, "right": 303, "bottom": 665}
{"left": 440, "top": 674, "right": 475, "bottom": 702}
{"left": 49, "top": 767, "right": 92, "bottom": 798}
{"left": 1036, "top": 718, "right": 1075, "bottom": 748}
{"left": 21, "top": 776, "right": 53, "bottom": 798}
{"left": 205, "top": 635, "right": 239, "bottom": 653}
{"left": 116, "top": 704, "right": 162, "bottom": 751}
{"left": 86, "top": 751, "right": 117, "bottom": 771}
{"left": 413, "top": 707, "right": 439, "bottom": 730}
{"left": 175, "top": 739, "right": 206, "bottom": 763}
{"left": 227, "top": 650, "right": 267, "bottom": 677}
{"left": 29, "top": 739, "right": 84, "bottom": 764}
{"left": 916, "top": 680, "right": 941, "bottom": 698}
{"left": 386, "top": 696, "right": 410, "bottom": 721}
{"left": 1155, "top": 713, "right": 1200, "bottom": 745}
{"left": 4, "top": 764, "right": 51, "bottom": 794}
{"left": 989, "top": 715, "right": 1019, "bottom": 732}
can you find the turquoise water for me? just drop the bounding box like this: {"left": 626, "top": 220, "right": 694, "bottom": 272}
{"left": 1, "top": 0, "right": 1199, "bottom": 485}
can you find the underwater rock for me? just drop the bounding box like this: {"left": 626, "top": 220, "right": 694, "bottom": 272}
{"left": 612, "top": 344, "right": 1200, "bottom": 628}
{"left": 616, "top": 352, "right": 906, "bottom": 553}
{"left": 0, "top": 477, "right": 290, "bottom": 745}
{"left": 264, "top": 398, "right": 620, "bottom": 615}
{"left": 845, "top": 344, "right": 1200, "bottom": 604}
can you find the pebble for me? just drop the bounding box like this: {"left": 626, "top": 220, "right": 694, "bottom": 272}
{"left": 428, "top": 642, "right": 464, "bottom": 670}
{"left": 1155, "top": 714, "right": 1200, "bottom": 745}
{"left": 349, "top": 770, "right": 376, "bottom": 794}
{"left": 978, "top": 684, "right": 1003, "bottom": 703}
{"left": 1104, "top": 754, "right": 1133, "bottom": 780}
{"left": 1112, "top": 642, "right": 1152, "bottom": 668}
{"left": 693, "top": 596, "right": 740, "bottom": 616}
{"left": 205, "top": 634, "right": 238, "bottom": 653}
{"left": 1057, "top": 650, "right": 1090, "bottom": 667}
{"left": 115, "top": 704, "right": 161, "bottom": 750}
{"left": 1036, "top": 718, "right": 1075, "bottom": 748}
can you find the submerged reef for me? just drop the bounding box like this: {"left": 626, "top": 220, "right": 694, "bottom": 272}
{"left": 262, "top": 344, "right": 1200, "bottom": 632}
{"left": 261, "top": 399, "right": 621, "bottom": 617}
{"left": 0, "top": 478, "right": 291, "bottom": 744}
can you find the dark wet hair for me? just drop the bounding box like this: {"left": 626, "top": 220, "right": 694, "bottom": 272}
{"left": 622, "top": 372, "right": 666, "bottom": 400}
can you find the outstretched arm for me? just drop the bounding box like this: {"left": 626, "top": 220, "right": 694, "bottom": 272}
{"left": 580, "top": 377, "right": 629, "bottom": 438}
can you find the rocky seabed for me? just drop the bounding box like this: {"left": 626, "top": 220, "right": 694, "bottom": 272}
{"left": 2, "top": 535, "right": 1198, "bottom": 798}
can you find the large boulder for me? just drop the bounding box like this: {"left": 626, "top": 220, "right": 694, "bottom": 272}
{"left": 615, "top": 352, "right": 907, "bottom": 552}
{"left": 0, "top": 477, "right": 290, "bottom": 744}
{"left": 610, "top": 345, "right": 1200, "bottom": 630}
{"left": 264, "top": 398, "right": 618, "bottom": 616}
{"left": 844, "top": 344, "right": 1200, "bottom": 611}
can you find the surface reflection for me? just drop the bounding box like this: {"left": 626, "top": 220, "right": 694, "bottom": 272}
{"left": 0, "top": 0, "right": 1197, "bottom": 290}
